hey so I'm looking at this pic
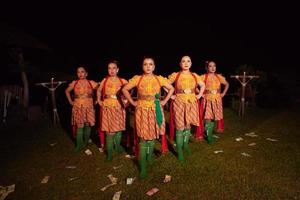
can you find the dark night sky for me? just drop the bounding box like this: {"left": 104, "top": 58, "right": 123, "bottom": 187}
{"left": 1, "top": 1, "right": 299, "bottom": 79}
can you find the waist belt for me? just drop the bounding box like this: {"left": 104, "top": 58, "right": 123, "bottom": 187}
{"left": 104, "top": 94, "right": 118, "bottom": 99}
{"left": 138, "top": 95, "right": 156, "bottom": 101}
{"left": 176, "top": 88, "right": 196, "bottom": 94}
{"left": 204, "top": 89, "right": 221, "bottom": 94}
{"left": 74, "top": 94, "right": 93, "bottom": 99}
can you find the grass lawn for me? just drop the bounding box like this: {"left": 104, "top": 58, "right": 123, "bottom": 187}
{"left": 1, "top": 105, "right": 300, "bottom": 199}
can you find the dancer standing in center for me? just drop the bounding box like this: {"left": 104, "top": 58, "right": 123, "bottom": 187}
{"left": 122, "top": 56, "right": 174, "bottom": 179}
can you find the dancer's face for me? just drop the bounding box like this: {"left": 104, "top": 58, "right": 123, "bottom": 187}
{"left": 108, "top": 63, "right": 119, "bottom": 77}
{"left": 207, "top": 62, "right": 216, "bottom": 73}
{"left": 77, "top": 67, "right": 87, "bottom": 79}
{"left": 180, "top": 56, "right": 192, "bottom": 71}
{"left": 143, "top": 58, "right": 155, "bottom": 75}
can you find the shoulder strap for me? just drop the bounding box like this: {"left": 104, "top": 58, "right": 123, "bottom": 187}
{"left": 191, "top": 72, "right": 198, "bottom": 89}
{"left": 204, "top": 73, "right": 208, "bottom": 84}
{"left": 174, "top": 72, "right": 181, "bottom": 93}
{"left": 137, "top": 75, "right": 143, "bottom": 90}
{"left": 101, "top": 76, "right": 109, "bottom": 99}
{"left": 205, "top": 73, "right": 221, "bottom": 84}
{"left": 87, "top": 80, "right": 93, "bottom": 89}
{"left": 73, "top": 80, "right": 79, "bottom": 89}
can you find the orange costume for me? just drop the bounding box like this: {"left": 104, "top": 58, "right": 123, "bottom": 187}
{"left": 69, "top": 79, "right": 98, "bottom": 128}
{"left": 98, "top": 76, "right": 128, "bottom": 161}
{"left": 168, "top": 72, "right": 204, "bottom": 161}
{"left": 126, "top": 75, "right": 169, "bottom": 140}
{"left": 67, "top": 79, "right": 98, "bottom": 153}
{"left": 168, "top": 72, "right": 203, "bottom": 129}
{"left": 99, "top": 76, "right": 127, "bottom": 133}
{"left": 125, "top": 74, "right": 171, "bottom": 179}
{"left": 201, "top": 73, "right": 228, "bottom": 141}
{"left": 199, "top": 73, "right": 227, "bottom": 132}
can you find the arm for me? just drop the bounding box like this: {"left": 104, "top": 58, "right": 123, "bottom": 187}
{"left": 96, "top": 80, "right": 104, "bottom": 106}
{"left": 221, "top": 81, "right": 229, "bottom": 98}
{"left": 196, "top": 81, "right": 205, "bottom": 99}
{"left": 65, "top": 84, "right": 74, "bottom": 106}
{"left": 122, "top": 83, "right": 137, "bottom": 107}
{"left": 160, "top": 83, "right": 174, "bottom": 106}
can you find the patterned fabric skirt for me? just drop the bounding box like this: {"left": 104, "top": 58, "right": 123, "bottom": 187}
{"left": 101, "top": 106, "right": 126, "bottom": 134}
{"left": 202, "top": 98, "right": 223, "bottom": 120}
{"left": 72, "top": 106, "right": 95, "bottom": 128}
{"left": 135, "top": 106, "right": 165, "bottom": 140}
{"left": 173, "top": 98, "right": 199, "bottom": 130}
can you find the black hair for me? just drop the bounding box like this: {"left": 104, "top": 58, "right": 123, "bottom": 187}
{"left": 108, "top": 60, "right": 119, "bottom": 67}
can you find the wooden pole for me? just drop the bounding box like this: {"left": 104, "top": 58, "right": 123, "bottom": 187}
{"left": 230, "top": 72, "right": 259, "bottom": 117}
{"left": 36, "top": 78, "right": 66, "bottom": 124}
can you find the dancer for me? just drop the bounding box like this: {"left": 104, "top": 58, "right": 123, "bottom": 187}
{"left": 65, "top": 66, "right": 98, "bottom": 152}
{"left": 168, "top": 55, "right": 205, "bottom": 161}
{"left": 122, "top": 56, "right": 174, "bottom": 179}
{"left": 97, "top": 60, "right": 128, "bottom": 161}
{"left": 199, "top": 61, "right": 229, "bottom": 144}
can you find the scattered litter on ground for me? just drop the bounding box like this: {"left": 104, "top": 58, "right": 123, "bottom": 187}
{"left": 163, "top": 175, "right": 172, "bottom": 183}
{"left": 245, "top": 132, "right": 258, "bottom": 137}
{"left": 112, "top": 191, "right": 122, "bottom": 200}
{"left": 214, "top": 150, "right": 223, "bottom": 154}
{"left": 107, "top": 174, "right": 118, "bottom": 184}
{"left": 50, "top": 142, "right": 57, "bottom": 146}
{"left": 99, "top": 148, "right": 104, "bottom": 153}
{"left": 68, "top": 177, "right": 79, "bottom": 182}
{"left": 248, "top": 143, "right": 256, "bottom": 146}
{"left": 101, "top": 174, "right": 118, "bottom": 191}
{"left": 101, "top": 183, "right": 117, "bottom": 191}
{"left": 85, "top": 149, "right": 92, "bottom": 155}
{"left": 235, "top": 137, "right": 244, "bottom": 141}
{"left": 213, "top": 135, "right": 220, "bottom": 139}
{"left": 146, "top": 188, "right": 159, "bottom": 196}
{"left": 125, "top": 154, "right": 135, "bottom": 159}
{"left": 241, "top": 152, "right": 251, "bottom": 157}
{"left": 113, "top": 164, "right": 123, "bottom": 170}
{"left": 41, "top": 176, "right": 50, "bottom": 184}
{"left": 266, "top": 138, "right": 278, "bottom": 142}
{"left": 126, "top": 177, "right": 136, "bottom": 185}
{"left": 65, "top": 165, "right": 76, "bottom": 169}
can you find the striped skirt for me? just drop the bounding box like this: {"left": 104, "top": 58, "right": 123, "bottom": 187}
{"left": 173, "top": 98, "right": 199, "bottom": 130}
{"left": 72, "top": 106, "right": 95, "bottom": 128}
{"left": 202, "top": 98, "right": 223, "bottom": 120}
{"left": 101, "top": 106, "right": 126, "bottom": 134}
{"left": 135, "top": 106, "right": 165, "bottom": 140}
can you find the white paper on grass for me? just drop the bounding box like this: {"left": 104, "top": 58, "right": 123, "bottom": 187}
{"left": 163, "top": 175, "right": 171, "bottom": 183}
{"left": 266, "top": 138, "right": 278, "bottom": 142}
{"left": 112, "top": 191, "right": 122, "bottom": 200}
{"left": 85, "top": 149, "right": 92, "bottom": 155}
{"left": 241, "top": 152, "right": 251, "bottom": 157}
{"left": 214, "top": 150, "right": 223, "bottom": 154}
{"left": 146, "top": 188, "right": 159, "bottom": 196}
